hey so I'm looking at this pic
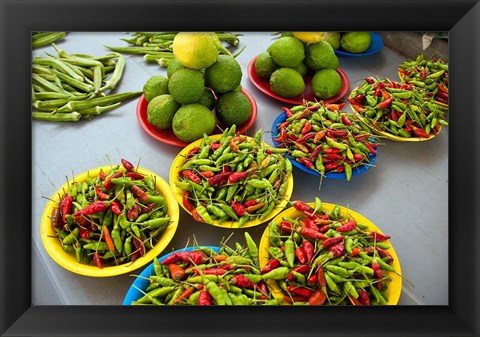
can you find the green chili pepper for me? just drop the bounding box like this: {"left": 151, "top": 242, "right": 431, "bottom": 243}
{"left": 284, "top": 239, "right": 295, "bottom": 267}
{"left": 261, "top": 266, "right": 290, "bottom": 280}
{"left": 83, "top": 241, "right": 110, "bottom": 251}
{"left": 62, "top": 227, "right": 79, "bottom": 245}
{"left": 324, "top": 272, "right": 339, "bottom": 293}
{"left": 244, "top": 232, "right": 258, "bottom": 260}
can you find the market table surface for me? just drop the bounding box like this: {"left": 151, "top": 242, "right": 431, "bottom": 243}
{"left": 32, "top": 32, "right": 448, "bottom": 305}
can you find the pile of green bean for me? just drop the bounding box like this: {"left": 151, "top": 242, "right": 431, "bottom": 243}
{"left": 130, "top": 233, "right": 282, "bottom": 305}
{"left": 398, "top": 54, "right": 449, "bottom": 105}
{"left": 348, "top": 77, "right": 448, "bottom": 138}
{"left": 174, "top": 125, "right": 292, "bottom": 228}
{"left": 106, "top": 32, "right": 243, "bottom": 67}
{"left": 32, "top": 44, "right": 142, "bottom": 122}
{"left": 50, "top": 159, "right": 171, "bottom": 268}
{"left": 32, "top": 32, "right": 67, "bottom": 49}
{"left": 264, "top": 198, "right": 397, "bottom": 305}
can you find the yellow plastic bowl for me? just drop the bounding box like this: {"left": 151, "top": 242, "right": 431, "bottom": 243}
{"left": 169, "top": 134, "right": 294, "bottom": 228}
{"left": 259, "top": 202, "right": 403, "bottom": 305}
{"left": 40, "top": 166, "right": 179, "bottom": 277}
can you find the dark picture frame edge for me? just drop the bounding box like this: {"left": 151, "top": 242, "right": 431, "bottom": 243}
{"left": 1, "top": 0, "right": 479, "bottom": 336}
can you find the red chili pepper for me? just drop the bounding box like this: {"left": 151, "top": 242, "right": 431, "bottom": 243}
{"left": 102, "top": 171, "right": 123, "bottom": 190}
{"left": 273, "top": 127, "right": 287, "bottom": 142}
{"left": 412, "top": 126, "right": 430, "bottom": 138}
{"left": 187, "top": 147, "right": 201, "bottom": 158}
{"left": 79, "top": 228, "right": 91, "bottom": 239}
{"left": 92, "top": 252, "right": 103, "bottom": 269}
{"left": 210, "top": 143, "right": 221, "bottom": 151}
{"left": 308, "top": 290, "right": 327, "bottom": 305}
{"left": 351, "top": 247, "right": 362, "bottom": 256}
{"left": 283, "top": 295, "right": 307, "bottom": 304}
{"left": 208, "top": 172, "right": 232, "bottom": 186}
{"left": 437, "top": 83, "right": 448, "bottom": 93}
{"left": 124, "top": 172, "right": 144, "bottom": 180}
{"left": 341, "top": 114, "right": 353, "bottom": 126}
{"left": 324, "top": 161, "right": 340, "bottom": 171}
{"left": 73, "top": 200, "right": 108, "bottom": 216}
{"left": 283, "top": 106, "right": 293, "bottom": 118}
{"left": 109, "top": 200, "right": 122, "bottom": 215}
{"left": 260, "top": 258, "right": 280, "bottom": 274}
{"left": 353, "top": 94, "right": 365, "bottom": 103}
{"left": 364, "top": 142, "right": 377, "bottom": 155}
{"left": 230, "top": 200, "right": 246, "bottom": 216}
{"left": 374, "top": 82, "right": 383, "bottom": 96}
{"left": 328, "top": 128, "right": 348, "bottom": 137}
{"left": 390, "top": 110, "right": 398, "bottom": 121}
{"left": 59, "top": 195, "right": 73, "bottom": 223}
{"left": 297, "top": 157, "right": 313, "bottom": 169}
{"left": 279, "top": 121, "right": 291, "bottom": 129}
{"left": 287, "top": 133, "right": 298, "bottom": 141}
{"left": 353, "top": 133, "right": 370, "bottom": 142}
{"left": 161, "top": 252, "right": 181, "bottom": 265}
{"left": 191, "top": 208, "right": 204, "bottom": 223}
{"left": 328, "top": 241, "right": 345, "bottom": 257}
{"left": 326, "top": 153, "right": 344, "bottom": 161}
{"left": 302, "top": 240, "right": 315, "bottom": 263}
{"left": 121, "top": 158, "right": 135, "bottom": 171}
{"left": 420, "top": 68, "right": 427, "bottom": 80}
{"left": 353, "top": 154, "right": 365, "bottom": 162}
{"left": 287, "top": 285, "right": 314, "bottom": 298}
{"left": 228, "top": 171, "right": 249, "bottom": 183}
{"left": 376, "top": 247, "right": 394, "bottom": 264}
{"left": 293, "top": 200, "right": 314, "bottom": 213}
{"left": 99, "top": 171, "right": 107, "bottom": 180}
{"left": 172, "top": 287, "right": 194, "bottom": 305}
{"left": 325, "top": 103, "right": 345, "bottom": 111}
{"left": 350, "top": 296, "right": 363, "bottom": 305}
{"left": 370, "top": 231, "right": 391, "bottom": 242}
{"left": 347, "top": 97, "right": 363, "bottom": 107}
{"left": 193, "top": 267, "right": 227, "bottom": 276}
{"left": 299, "top": 227, "right": 327, "bottom": 240}
{"left": 301, "top": 121, "right": 312, "bottom": 134}
{"left": 295, "top": 247, "right": 307, "bottom": 264}
{"left": 321, "top": 236, "right": 344, "bottom": 248}
{"left": 322, "top": 148, "right": 340, "bottom": 154}
{"left": 296, "top": 132, "right": 316, "bottom": 143}
{"left": 94, "top": 186, "right": 109, "bottom": 201}
{"left": 185, "top": 251, "right": 207, "bottom": 265}
{"left": 169, "top": 263, "right": 185, "bottom": 281}
{"left": 182, "top": 191, "right": 194, "bottom": 212}
{"left": 303, "top": 218, "right": 318, "bottom": 230}
{"left": 358, "top": 289, "right": 371, "bottom": 305}
{"left": 371, "top": 262, "right": 383, "bottom": 290}
{"left": 378, "top": 97, "right": 394, "bottom": 109}
{"left": 130, "top": 185, "right": 148, "bottom": 202}
{"left": 280, "top": 220, "right": 296, "bottom": 233}
{"left": 308, "top": 146, "right": 322, "bottom": 160}
{"left": 127, "top": 203, "right": 139, "bottom": 221}
{"left": 182, "top": 170, "right": 201, "bottom": 184}
{"left": 335, "top": 165, "right": 345, "bottom": 173}
{"left": 318, "top": 224, "right": 330, "bottom": 233}
{"left": 307, "top": 273, "right": 318, "bottom": 284}
{"left": 231, "top": 274, "right": 255, "bottom": 288}
{"left": 198, "top": 290, "right": 213, "bottom": 305}
{"left": 242, "top": 199, "right": 257, "bottom": 208}
{"left": 336, "top": 220, "right": 357, "bottom": 232}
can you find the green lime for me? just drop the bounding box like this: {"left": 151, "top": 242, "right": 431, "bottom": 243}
{"left": 254, "top": 52, "right": 277, "bottom": 80}
{"left": 325, "top": 32, "right": 341, "bottom": 50}
{"left": 340, "top": 32, "right": 372, "bottom": 53}
{"left": 166, "top": 58, "right": 186, "bottom": 78}
{"left": 269, "top": 68, "right": 305, "bottom": 98}
{"left": 167, "top": 68, "right": 205, "bottom": 105}
{"left": 146, "top": 94, "right": 180, "bottom": 129}
{"left": 143, "top": 75, "right": 169, "bottom": 102}
{"left": 216, "top": 91, "right": 252, "bottom": 127}
{"left": 267, "top": 36, "right": 305, "bottom": 68}
{"left": 172, "top": 104, "right": 216, "bottom": 142}
{"left": 205, "top": 55, "right": 242, "bottom": 94}
{"left": 198, "top": 87, "right": 216, "bottom": 110}
{"left": 311, "top": 69, "right": 342, "bottom": 99}
{"left": 305, "top": 41, "right": 339, "bottom": 70}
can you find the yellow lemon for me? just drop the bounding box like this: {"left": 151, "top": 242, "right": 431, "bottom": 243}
{"left": 292, "top": 32, "right": 331, "bottom": 43}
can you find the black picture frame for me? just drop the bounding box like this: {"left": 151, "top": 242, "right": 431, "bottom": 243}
{"left": 1, "top": 0, "right": 479, "bottom": 336}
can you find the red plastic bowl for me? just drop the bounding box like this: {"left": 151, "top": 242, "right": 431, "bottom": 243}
{"left": 136, "top": 88, "right": 258, "bottom": 147}
{"left": 247, "top": 55, "right": 350, "bottom": 105}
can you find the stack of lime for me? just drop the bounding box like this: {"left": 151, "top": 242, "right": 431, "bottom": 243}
{"left": 143, "top": 32, "right": 251, "bottom": 143}
{"left": 254, "top": 33, "right": 342, "bottom": 100}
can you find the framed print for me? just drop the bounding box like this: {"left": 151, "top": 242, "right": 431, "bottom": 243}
{"left": 1, "top": 0, "right": 479, "bottom": 336}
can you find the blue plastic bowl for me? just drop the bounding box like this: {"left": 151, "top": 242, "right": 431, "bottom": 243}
{"left": 123, "top": 246, "right": 220, "bottom": 305}
{"left": 271, "top": 112, "right": 377, "bottom": 179}
{"left": 335, "top": 32, "right": 383, "bottom": 57}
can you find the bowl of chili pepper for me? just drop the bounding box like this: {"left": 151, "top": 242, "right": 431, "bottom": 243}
{"left": 247, "top": 56, "right": 350, "bottom": 105}
{"left": 271, "top": 102, "right": 378, "bottom": 180}
{"left": 259, "top": 198, "right": 403, "bottom": 305}
{"left": 169, "top": 126, "right": 294, "bottom": 229}
{"left": 397, "top": 54, "right": 449, "bottom": 108}
{"left": 40, "top": 159, "right": 180, "bottom": 277}
{"left": 136, "top": 88, "right": 258, "bottom": 147}
{"left": 348, "top": 77, "right": 448, "bottom": 142}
